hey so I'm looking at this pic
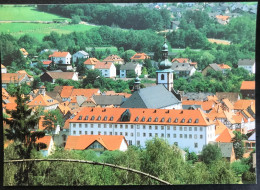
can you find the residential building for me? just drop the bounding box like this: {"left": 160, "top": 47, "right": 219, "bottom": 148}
{"left": 103, "top": 55, "right": 124, "bottom": 65}
{"left": 1, "top": 73, "right": 31, "bottom": 89}
{"left": 92, "top": 94, "right": 125, "bottom": 107}
{"left": 182, "top": 100, "right": 217, "bottom": 113}
{"left": 40, "top": 71, "right": 79, "bottom": 83}
{"left": 171, "top": 58, "right": 190, "bottom": 64}
{"left": 121, "top": 84, "right": 182, "bottom": 109}
{"left": 244, "top": 132, "right": 255, "bottom": 151}
{"left": 16, "top": 70, "right": 34, "bottom": 81}
{"left": 120, "top": 62, "right": 142, "bottom": 78}
{"left": 84, "top": 58, "right": 100, "bottom": 70}
{"left": 72, "top": 50, "right": 89, "bottom": 63}
{"left": 171, "top": 62, "right": 196, "bottom": 78}
{"left": 211, "top": 142, "right": 236, "bottom": 163}
{"left": 130, "top": 53, "right": 150, "bottom": 62}
{"left": 42, "top": 60, "right": 52, "bottom": 67}
{"left": 49, "top": 51, "right": 72, "bottom": 71}
{"left": 180, "top": 92, "right": 214, "bottom": 101}
{"left": 240, "top": 81, "right": 255, "bottom": 99}
{"left": 238, "top": 59, "right": 255, "bottom": 74}
{"left": 68, "top": 107, "right": 215, "bottom": 154}
{"left": 215, "top": 15, "right": 230, "bottom": 25}
{"left": 65, "top": 135, "right": 128, "bottom": 153}
{"left": 94, "top": 61, "right": 116, "bottom": 78}
{"left": 1, "top": 64, "right": 7, "bottom": 73}
{"left": 217, "top": 64, "right": 231, "bottom": 73}
{"left": 36, "top": 136, "right": 55, "bottom": 157}
{"left": 202, "top": 63, "right": 230, "bottom": 75}
{"left": 216, "top": 92, "right": 240, "bottom": 104}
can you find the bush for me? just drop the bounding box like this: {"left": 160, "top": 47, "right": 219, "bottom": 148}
{"left": 231, "top": 161, "right": 249, "bottom": 176}
{"left": 242, "top": 171, "right": 256, "bottom": 182}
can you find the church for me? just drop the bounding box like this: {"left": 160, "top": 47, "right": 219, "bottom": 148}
{"left": 121, "top": 38, "right": 182, "bottom": 109}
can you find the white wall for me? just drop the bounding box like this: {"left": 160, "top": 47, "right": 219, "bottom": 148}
{"left": 52, "top": 53, "right": 71, "bottom": 65}
{"left": 73, "top": 52, "right": 89, "bottom": 62}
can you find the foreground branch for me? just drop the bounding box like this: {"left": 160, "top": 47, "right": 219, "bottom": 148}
{"left": 4, "top": 159, "right": 171, "bottom": 185}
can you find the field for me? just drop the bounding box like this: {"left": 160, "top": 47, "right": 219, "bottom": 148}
{"left": 0, "top": 5, "right": 68, "bottom": 21}
{"left": 85, "top": 47, "right": 118, "bottom": 53}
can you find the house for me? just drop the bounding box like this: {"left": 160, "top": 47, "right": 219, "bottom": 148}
{"left": 182, "top": 100, "right": 217, "bottom": 113}
{"left": 65, "top": 135, "right": 128, "bottom": 153}
{"left": 244, "top": 132, "right": 255, "bottom": 151}
{"left": 27, "top": 86, "right": 59, "bottom": 110}
{"left": 216, "top": 92, "right": 240, "bottom": 104}
{"left": 84, "top": 58, "right": 100, "bottom": 70}
{"left": 102, "top": 91, "right": 132, "bottom": 98}
{"left": 60, "top": 86, "right": 74, "bottom": 102}
{"left": 49, "top": 51, "right": 72, "bottom": 71}
{"left": 120, "top": 62, "right": 142, "bottom": 78}
{"left": 20, "top": 48, "right": 28, "bottom": 57}
{"left": 36, "top": 136, "right": 55, "bottom": 157}
{"left": 1, "top": 64, "right": 7, "bottom": 73}
{"left": 121, "top": 84, "right": 182, "bottom": 109}
{"left": 170, "top": 21, "right": 180, "bottom": 30}
{"left": 212, "top": 142, "right": 236, "bottom": 163}
{"left": 68, "top": 107, "right": 215, "bottom": 154}
{"left": 72, "top": 50, "right": 89, "bottom": 63}
{"left": 16, "top": 70, "right": 34, "bottom": 81}
{"left": 1, "top": 73, "right": 31, "bottom": 89}
{"left": 68, "top": 96, "right": 96, "bottom": 110}
{"left": 215, "top": 15, "right": 230, "bottom": 25}
{"left": 180, "top": 92, "right": 215, "bottom": 101}
{"left": 42, "top": 60, "right": 52, "bottom": 67}
{"left": 92, "top": 95, "right": 125, "bottom": 107}
{"left": 171, "top": 62, "right": 196, "bottom": 78}
{"left": 234, "top": 99, "right": 255, "bottom": 113}
{"left": 237, "top": 59, "right": 255, "bottom": 74}
{"left": 40, "top": 71, "right": 79, "bottom": 83}
{"left": 130, "top": 53, "right": 150, "bottom": 62}
{"left": 240, "top": 81, "right": 255, "bottom": 99}
{"left": 103, "top": 55, "right": 124, "bottom": 65}
{"left": 59, "top": 87, "right": 100, "bottom": 102}
{"left": 202, "top": 63, "right": 229, "bottom": 75}
{"left": 94, "top": 61, "right": 116, "bottom": 78}
{"left": 171, "top": 58, "right": 190, "bottom": 63}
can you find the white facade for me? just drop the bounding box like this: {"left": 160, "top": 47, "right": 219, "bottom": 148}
{"left": 238, "top": 64, "right": 255, "bottom": 74}
{"left": 52, "top": 53, "right": 71, "bottom": 65}
{"left": 72, "top": 51, "right": 89, "bottom": 63}
{"left": 98, "top": 64, "right": 116, "bottom": 78}
{"left": 1, "top": 67, "right": 7, "bottom": 73}
{"left": 157, "top": 72, "right": 174, "bottom": 91}
{"left": 69, "top": 122, "right": 215, "bottom": 154}
{"left": 85, "top": 65, "right": 95, "bottom": 70}
{"left": 120, "top": 64, "right": 142, "bottom": 78}
{"left": 40, "top": 137, "right": 55, "bottom": 157}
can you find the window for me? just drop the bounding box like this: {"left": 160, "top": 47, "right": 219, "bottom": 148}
{"left": 85, "top": 131, "right": 87, "bottom": 135}
{"left": 189, "top": 134, "right": 192, "bottom": 139}
{"left": 194, "top": 143, "right": 198, "bottom": 148}
{"left": 109, "top": 124, "right": 112, "bottom": 128}
{"left": 137, "top": 125, "right": 140, "bottom": 129}
{"left": 184, "top": 134, "right": 187, "bottom": 139}
{"left": 149, "top": 126, "right": 152, "bottom": 130}
{"left": 125, "top": 132, "right": 128, "bottom": 136}
{"left": 104, "top": 131, "right": 107, "bottom": 135}
{"left": 143, "top": 125, "right": 146, "bottom": 129}
{"left": 155, "top": 126, "right": 158, "bottom": 130}
{"left": 189, "top": 127, "right": 192, "bottom": 131}
{"left": 115, "top": 132, "right": 118, "bottom": 135}
{"left": 194, "top": 127, "right": 197, "bottom": 131}
{"left": 91, "top": 124, "right": 93, "bottom": 128}
{"left": 85, "top": 124, "right": 88, "bottom": 128}
{"left": 115, "top": 124, "right": 118, "bottom": 128}
{"left": 131, "top": 125, "right": 134, "bottom": 129}
{"left": 194, "top": 134, "right": 197, "bottom": 139}
{"left": 91, "top": 131, "right": 93, "bottom": 135}
{"left": 161, "top": 126, "right": 164, "bottom": 130}
{"left": 180, "top": 134, "right": 183, "bottom": 138}
{"left": 120, "top": 125, "right": 123, "bottom": 129}
{"left": 131, "top": 133, "right": 134, "bottom": 137}
{"left": 125, "top": 125, "right": 128, "bottom": 129}
{"left": 120, "top": 132, "right": 123, "bottom": 135}
{"left": 98, "top": 124, "right": 101, "bottom": 128}
{"left": 180, "top": 126, "right": 183, "bottom": 131}
{"left": 73, "top": 124, "right": 76, "bottom": 128}
{"left": 200, "top": 127, "right": 203, "bottom": 131}
{"left": 137, "top": 141, "right": 140, "bottom": 146}
{"left": 167, "top": 126, "right": 170, "bottom": 130}
{"left": 149, "top": 133, "right": 152, "bottom": 137}
{"left": 137, "top": 132, "right": 140, "bottom": 137}
{"left": 174, "top": 142, "right": 178, "bottom": 146}
{"left": 110, "top": 132, "right": 112, "bottom": 135}
{"left": 184, "top": 127, "right": 187, "bottom": 131}
{"left": 79, "top": 131, "right": 82, "bottom": 135}
{"left": 167, "top": 134, "right": 170, "bottom": 138}
{"left": 79, "top": 124, "right": 82, "bottom": 128}
{"left": 161, "top": 133, "right": 164, "bottom": 137}
{"left": 143, "top": 133, "right": 146, "bottom": 137}
{"left": 161, "top": 74, "right": 165, "bottom": 80}
{"left": 173, "top": 126, "right": 176, "bottom": 131}
{"left": 104, "top": 124, "right": 107, "bottom": 128}
{"left": 129, "top": 140, "right": 132, "bottom": 145}
{"left": 200, "top": 135, "right": 203, "bottom": 139}
{"left": 173, "top": 134, "right": 176, "bottom": 138}
{"left": 155, "top": 133, "right": 158, "bottom": 137}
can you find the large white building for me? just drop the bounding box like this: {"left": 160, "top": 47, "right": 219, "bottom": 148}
{"left": 68, "top": 107, "right": 216, "bottom": 154}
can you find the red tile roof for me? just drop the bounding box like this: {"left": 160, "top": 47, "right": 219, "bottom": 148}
{"left": 65, "top": 135, "right": 127, "bottom": 151}
{"left": 216, "top": 128, "right": 232, "bottom": 143}
{"left": 38, "top": 116, "right": 55, "bottom": 130}
{"left": 222, "top": 98, "right": 234, "bottom": 110}
{"left": 1, "top": 73, "right": 27, "bottom": 83}
{"left": 216, "top": 15, "right": 230, "bottom": 21}
{"left": 234, "top": 99, "right": 255, "bottom": 110}
{"left": 60, "top": 86, "right": 74, "bottom": 98}
{"left": 42, "top": 60, "right": 52, "bottom": 65}
{"left": 94, "top": 61, "right": 113, "bottom": 69}
{"left": 69, "top": 107, "right": 214, "bottom": 126}
{"left": 84, "top": 58, "right": 100, "bottom": 65}
{"left": 46, "top": 72, "right": 76, "bottom": 80}
{"left": 130, "top": 53, "right": 150, "bottom": 60}
{"left": 71, "top": 89, "right": 100, "bottom": 98}
{"left": 182, "top": 100, "right": 216, "bottom": 111}
{"left": 103, "top": 55, "right": 124, "bottom": 62}
{"left": 240, "top": 81, "right": 255, "bottom": 90}
{"left": 218, "top": 64, "right": 231, "bottom": 69}
{"left": 36, "top": 136, "right": 52, "bottom": 150}
{"left": 50, "top": 52, "right": 70, "bottom": 57}
{"left": 171, "top": 58, "right": 189, "bottom": 63}
{"left": 27, "top": 94, "right": 59, "bottom": 107}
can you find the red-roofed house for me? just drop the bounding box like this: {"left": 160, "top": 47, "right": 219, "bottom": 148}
{"left": 42, "top": 60, "right": 52, "bottom": 67}
{"left": 1, "top": 73, "right": 31, "bottom": 89}
{"left": 240, "top": 81, "right": 255, "bottom": 99}
{"left": 49, "top": 51, "right": 72, "bottom": 71}
{"left": 171, "top": 58, "right": 190, "bottom": 63}
{"left": 130, "top": 53, "right": 150, "bottom": 62}
{"left": 36, "top": 136, "right": 55, "bottom": 156}
{"left": 103, "top": 55, "right": 124, "bottom": 65}
{"left": 69, "top": 107, "right": 215, "bottom": 154}
{"left": 40, "top": 71, "right": 79, "bottom": 83}
{"left": 65, "top": 135, "right": 128, "bottom": 153}
{"left": 218, "top": 64, "right": 231, "bottom": 73}
{"left": 1, "top": 64, "right": 7, "bottom": 73}
{"left": 84, "top": 58, "right": 100, "bottom": 70}
{"left": 94, "top": 61, "right": 116, "bottom": 78}
{"left": 216, "top": 15, "right": 230, "bottom": 25}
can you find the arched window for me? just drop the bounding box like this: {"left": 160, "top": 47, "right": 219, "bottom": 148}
{"left": 161, "top": 74, "right": 165, "bottom": 80}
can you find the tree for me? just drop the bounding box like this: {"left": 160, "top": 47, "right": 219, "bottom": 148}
{"left": 32, "top": 76, "right": 42, "bottom": 90}
{"left": 200, "top": 144, "right": 222, "bottom": 165}
{"left": 71, "top": 15, "right": 81, "bottom": 24}
{"left": 126, "top": 70, "right": 136, "bottom": 78}
{"left": 232, "top": 131, "right": 246, "bottom": 159}
{"left": 4, "top": 86, "right": 46, "bottom": 185}
{"left": 43, "top": 110, "right": 65, "bottom": 136}
{"left": 82, "top": 69, "right": 102, "bottom": 88}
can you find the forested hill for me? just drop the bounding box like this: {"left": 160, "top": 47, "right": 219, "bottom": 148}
{"left": 37, "top": 4, "right": 171, "bottom": 30}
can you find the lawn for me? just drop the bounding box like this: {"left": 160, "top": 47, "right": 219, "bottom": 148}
{"left": 0, "top": 23, "right": 98, "bottom": 42}
{"left": 0, "top": 5, "right": 69, "bottom": 21}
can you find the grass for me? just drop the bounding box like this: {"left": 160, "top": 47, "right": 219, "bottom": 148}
{"left": 86, "top": 47, "right": 118, "bottom": 53}
{"left": 0, "top": 23, "right": 98, "bottom": 42}
{"left": 0, "top": 5, "right": 69, "bottom": 21}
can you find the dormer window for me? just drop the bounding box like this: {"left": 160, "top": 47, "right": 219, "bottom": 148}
{"left": 91, "top": 116, "right": 95, "bottom": 120}
{"left": 195, "top": 119, "right": 199, "bottom": 123}
{"left": 155, "top": 117, "right": 158, "bottom": 122}
{"left": 148, "top": 117, "right": 152, "bottom": 122}
{"left": 97, "top": 116, "right": 101, "bottom": 120}
{"left": 78, "top": 116, "right": 82, "bottom": 120}
{"left": 104, "top": 116, "right": 107, "bottom": 121}
{"left": 188, "top": 118, "right": 192, "bottom": 123}
{"left": 110, "top": 116, "right": 114, "bottom": 121}
{"left": 168, "top": 118, "right": 171, "bottom": 122}
{"left": 85, "top": 116, "right": 88, "bottom": 120}
{"left": 174, "top": 118, "right": 178, "bottom": 123}
{"left": 141, "top": 117, "right": 145, "bottom": 122}
{"left": 181, "top": 118, "right": 185, "bottom": 123}
{"left": 161, "top": 117, "right": 165, "bottom": 122}
{"left": 135, "top": 116, "right": 139, "bottom": 121}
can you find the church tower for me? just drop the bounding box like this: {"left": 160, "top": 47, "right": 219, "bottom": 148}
{"left": 156, "top": 37, "right": 174, "bottom": 91}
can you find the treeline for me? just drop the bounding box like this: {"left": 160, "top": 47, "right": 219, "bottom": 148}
{"left": 4, "top": 138, "right": 242, "bottom": 185}
{"left": 37, "top": 4, "right": 171, "bottom": 30}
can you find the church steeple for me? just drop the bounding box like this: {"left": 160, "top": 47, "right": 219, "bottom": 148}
{"left": 158, "top": 35, "right": 172, "bottom": 70}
